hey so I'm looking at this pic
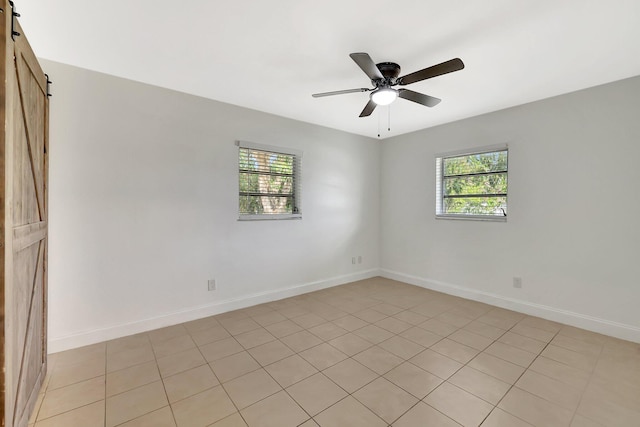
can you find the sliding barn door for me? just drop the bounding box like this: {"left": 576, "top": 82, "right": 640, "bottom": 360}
{"left": 1, "top": 2, "right": 49, "bottom": 426}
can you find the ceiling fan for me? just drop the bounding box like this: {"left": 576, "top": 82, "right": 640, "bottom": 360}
{"left": 312, "top": 53, "right": 464, "bottom": 117}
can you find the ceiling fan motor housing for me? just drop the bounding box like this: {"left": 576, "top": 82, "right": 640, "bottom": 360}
{"left": 375, "top": 62, "right": 401, "bottom": 86}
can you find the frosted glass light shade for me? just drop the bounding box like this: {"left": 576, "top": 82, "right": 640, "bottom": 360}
{"left": 371, "top": 88, "right": 397, "bottom": 106}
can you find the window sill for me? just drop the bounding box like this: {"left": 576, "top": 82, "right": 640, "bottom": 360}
{"left": 238, "top": 214, "right": 302, "bottom": 221}
{"left": 435, "top": 214, "right": 507, "bottom": 222}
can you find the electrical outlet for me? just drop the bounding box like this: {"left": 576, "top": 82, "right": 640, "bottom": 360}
{"left": 357, "top": 256, "right": 362, "bottom": 264}
{"left": 351, "top": 257, "right": 356, "bottom": 265}
{"left": 208, "top": 279, "right": 216, "bottom": 291}
{"left": 513, "top": 277, "right": 522, "bottom": 288}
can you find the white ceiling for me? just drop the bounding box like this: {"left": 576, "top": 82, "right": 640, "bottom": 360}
{"left": 17, "top": 1, "right": 640, "bottom": 139}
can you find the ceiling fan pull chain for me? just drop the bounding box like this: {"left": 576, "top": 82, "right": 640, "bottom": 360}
{"left": 377, "top": 109, "right": 381, "bottom": 138}
{"left": 388, "top": 105, "right": 391, "bottom": 132}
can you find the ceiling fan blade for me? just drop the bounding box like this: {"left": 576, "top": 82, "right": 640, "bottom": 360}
{"left": 359, "top": 100, "right": 377, "bottom": 117}
{"left": 398, "top": 89, "right": 441, "bottom": 107}
{"left": 312, "top": 88, "right": 371, "bottom": 98}
{"left": 350, "top": 52, "right": 384, "bottom": 81}
{"left": 398, "top": 58, "right": 465, "bottom": 86}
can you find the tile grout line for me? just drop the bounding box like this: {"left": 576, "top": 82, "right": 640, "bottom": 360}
{"left": 382, "top": 302, "right": 508, "bottom": 425}
{"left": 244, "top": 322, "right": 374, "bottom": 424}
{"left": 224, "top": 314, "right": 313, "bottom": 423}
{"left": 231, "top": 309, "right": 348, "bottom": 425}
{"left": 151, "top": 335, "right": 179, "bottom": 427}
{"left": 109, "top": 329, "right": 214, "bottom": 425}
{"left": 192, "top": 321, "right": 254, "bottom": 426}
{"left": 244, "top": 304, "right": 402, "bottom": 425}
{"left": 309, "top": 309, "right": 460, "bottom": 425}
{"left": 109, "top": 332, "right": 172, "bottom": 426}
{"left": 402, "top": 311, "right": 538, "bottom": 425}
{"left": 566, "top": 336, "right": 605, "bottom": 427}
{"left": 32, "top": 347, "right": 106, "bottom": 425}
{"left": 477, "top": 322, "right": 562, "bottom": 426}
{"left": 104, "top": 343, "right": 107, "bottom": 427}
{"left": 270, "top": 301, "right": 482, "bottom": 425}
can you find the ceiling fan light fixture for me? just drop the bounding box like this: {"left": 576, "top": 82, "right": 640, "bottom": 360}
{"left": 371, "top": 87, "right": 397, "bottom": 106}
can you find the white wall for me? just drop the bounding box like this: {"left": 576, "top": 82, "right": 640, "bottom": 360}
{"left": 43, "top": 60, "right": 380, "bottom": 352}
{"left": 380, "top": 76, "right": 640, "bottom": 342}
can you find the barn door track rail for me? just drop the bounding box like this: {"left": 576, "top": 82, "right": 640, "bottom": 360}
{"left": 9, "top": 0, "right": 20, "bottom": 40}
{"left": 45, "top": 74, "right": 52, "bottom": 97}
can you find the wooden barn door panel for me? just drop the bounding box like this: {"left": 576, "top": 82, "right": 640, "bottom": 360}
{"left": 2, "top": 4, "right": 49, "bottom": 426}
{"left": 14, "top": 52, "right": 46, "bottom": 226}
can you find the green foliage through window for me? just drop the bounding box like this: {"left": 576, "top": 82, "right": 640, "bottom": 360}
{"left": 437, "top": 149, "right": 508, "bottom": 218}
{"left": 239, "top": 147, "right": 297, "bottom": 215}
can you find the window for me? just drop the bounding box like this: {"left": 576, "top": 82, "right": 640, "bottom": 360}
{"left": 436, "top": 145, "right": 508, "bottom": 220}
{"left": 237, "top": 141, "right": 302, "bottom": 220}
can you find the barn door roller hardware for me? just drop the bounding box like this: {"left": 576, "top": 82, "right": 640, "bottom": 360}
{"left": 45, "top": 74, "right": 52, "bottom": 97}
{"left": 9, "top": 1, "right": 20, "bottom": 40}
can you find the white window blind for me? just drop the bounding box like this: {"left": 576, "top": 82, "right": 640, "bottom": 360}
{"left": 436, "top": 145, "right": 508, "bottom": 221}
{"left": 237, "top": 141, "right": 302, "bottom": 220}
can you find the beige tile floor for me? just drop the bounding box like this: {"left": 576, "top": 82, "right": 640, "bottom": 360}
{"left": 30, "top": 277, "right": 640, "bottom": 426}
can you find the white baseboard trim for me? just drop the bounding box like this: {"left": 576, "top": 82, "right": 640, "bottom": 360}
{"left": 381, "top": 269, "right": 640, "bottom": 343}
{"left": 49, "top": 269, "right": 381, "bottom": 353}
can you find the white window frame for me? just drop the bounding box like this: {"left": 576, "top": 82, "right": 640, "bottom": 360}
{"left": 237, "top": 140, "right": 302, "bottom": 221}
{"left": 435, "top": 144, "right": 508, "bottom": 222}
